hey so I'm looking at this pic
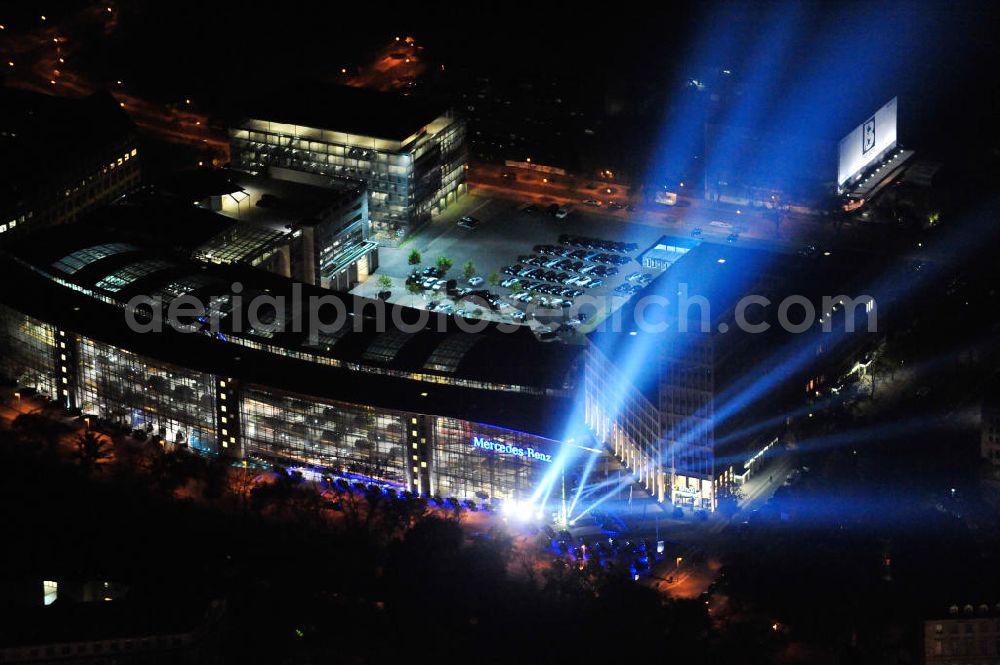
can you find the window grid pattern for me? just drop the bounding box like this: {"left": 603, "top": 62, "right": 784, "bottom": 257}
{"left": 76, "top": 337, "right": 218, "bottom": 453}
{"left": 423, "top": 334, "right": 482, "bottom": 374}
{"left": 52, "top": 243, "right": 137, "bottom": 274}
{"left": 431, "top": 418, "right": 553, "bottom": 501}
{"left": 361, "top": 330, "right": 413, "bottom": 364}
{"left": 240, "top": 387, "right": 407, "bottom": 484}
{"left": 0, "top": 304, "right": 58, "bottom": 399}
{"left": 230, "top": 115, "right": 466, "bottom": 240}
{"left": 94, "top": 259, "right": 173, "bottom": 293}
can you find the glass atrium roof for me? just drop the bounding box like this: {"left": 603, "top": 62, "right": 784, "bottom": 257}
{"left": 423, "top": 334, "right": 482, "bottom": 374}
{"left": 52, "top": 242, "right": 138, "bottom": 275}
{"left": 95, "top": 259, "right": 173, "bottom": 293}
{"left": 361, "top": 330, "right": 414, "bottom": 364}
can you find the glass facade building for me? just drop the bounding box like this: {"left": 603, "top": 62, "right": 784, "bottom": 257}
{"left": 584, "top": 332, "right": 716, "bottom": 511}
{"left": 0, "top": 305, "right": 59, "bottom": 400}
{"left": 229, "top": 88, "right": 467, "bottom": 245}
{"left": 0, "top": 301, "right": 563, "bottom": 502}
{"left": 76, "top": 336, "right": 219, "bottom": 454}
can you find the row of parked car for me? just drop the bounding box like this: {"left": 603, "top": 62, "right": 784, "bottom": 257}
{"left": 489, "top": 234, "right": 644, "bottom": 315}
{"left": 558, "top": 234, "right": 638, "bottom": 255}
{"left": 515, "top": 255, "right": 621, "bottom": 279}
{"left": 534, "top": 244, "right": 631, "bottom": 266}
{"left": 501, "top": 264, "right": 607, "bottom": 290}
{"left": 406, "top": 266, "right": 450, "bottom": 292}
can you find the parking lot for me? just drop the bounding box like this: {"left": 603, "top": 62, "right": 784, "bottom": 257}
{"left": 352, "top": 194, "right": 672, "bottom": 336}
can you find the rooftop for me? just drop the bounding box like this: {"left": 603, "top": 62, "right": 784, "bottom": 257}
{"left": 588, "top": 238, "right": 878, "bottom": 456}
{"left": 158, "top": 168, "right": 364, "bottom": 232}
{"left": 230, "top": 83, "right": 450, "bottom": 143}
{"left": 1, "top": 226, "right": 581, "bottom": 439}
{"left": 76, "top": 195, "right": 287, "bottom": 267}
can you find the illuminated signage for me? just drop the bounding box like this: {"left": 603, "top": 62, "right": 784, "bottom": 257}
{"left": 837, "top": 97, "right": 898, "bottom": 189}
{"left": 471, "top": 435, "right": 552, "bottom": 463}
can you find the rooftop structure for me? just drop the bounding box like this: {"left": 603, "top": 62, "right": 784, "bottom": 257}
{"left": 149, "top": 167, "right": 377, "bottom": 290}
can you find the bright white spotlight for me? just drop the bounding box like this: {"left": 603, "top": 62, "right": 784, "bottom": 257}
{"left": 504, "top": 499, "right": 535, "bottom": 521}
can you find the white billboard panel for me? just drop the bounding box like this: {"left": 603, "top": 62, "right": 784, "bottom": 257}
{"left": 837, "top": 97, "right": 897, "bottom": 188}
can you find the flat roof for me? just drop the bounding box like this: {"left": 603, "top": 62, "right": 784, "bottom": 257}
{"left": 590, "top": 240, "right": 778, "bottom": 402}
{"left": 588, "top": 239, "right": 879, "bottom": 457}
{"left": 224, "top": 169, "right": 364, "bottom": 231}
{"left": 157, "top": 168, "right": 364, "bottom": 231}
{"left": 230, "top": 83, "right": 449, "bottom": 143}
{"left": 76, "top": 196, "right": 287, "bottom": 267}
{"left": 1, "top": 228, "right": 581, "bottom": 439}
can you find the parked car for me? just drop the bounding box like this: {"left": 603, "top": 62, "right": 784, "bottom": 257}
{"left": 467, "top": 276, "right": 484, "bottom": 286}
